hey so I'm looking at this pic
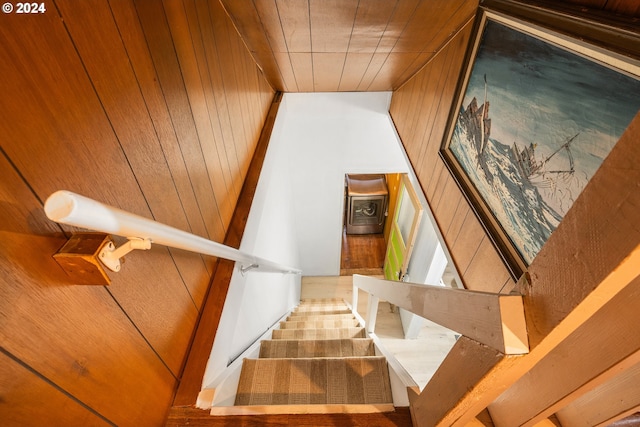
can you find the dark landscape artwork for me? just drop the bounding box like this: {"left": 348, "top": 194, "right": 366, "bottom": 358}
{"left": 447, "top": 16, "right": 640, "bottom": 266}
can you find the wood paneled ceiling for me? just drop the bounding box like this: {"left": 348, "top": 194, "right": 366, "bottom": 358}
{"left": 219, "top": 0, "right": 479, "bottom": 92}
{"left": 220, "top": 0, "right": 640, "bottom": 93}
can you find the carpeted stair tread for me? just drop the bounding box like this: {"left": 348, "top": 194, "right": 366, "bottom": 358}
{"left": 279, "top": 319, "right": 360, "bottom": 329}
{"left": 295, "top": 299, "right": 348, "bottom": 308}
{"left": 300, "top": 298, "right": 345, "bottom": 303}
{"left": 297, "top": 300, "right": 347, "bottom": 306}
{"left": 272, "top": 327, "right": 366, "bottom": 340}
{"left": 235, "top": 356, "right": 393, "bottom": 406}
{"left": 291, "top": 308, "right": 353, "bottom": 316}
{"left": 232, "top": 299, "right": 394, "bottom": 412}
{"left": 294, "top": 304, "right": 350, "bottom": 312}
{"left": 259, "top": 338, "right": 375, "bottom": 358}
{"left": 287, "top": 313, "right": 355, "bottom": 321}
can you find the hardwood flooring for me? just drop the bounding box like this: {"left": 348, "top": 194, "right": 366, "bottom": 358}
{"left": 340, "top": 228, "right": 386, "bottom": 276}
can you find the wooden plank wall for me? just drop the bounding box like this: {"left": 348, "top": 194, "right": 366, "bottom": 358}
{"left": 0, "top": 1, "right": 274, "bottom": 426}
{"left": 389, "top": 17, "right": 514, "bottom": 293}
{"left": 390, "top": 1, "right": 640, "bottom": 425}
{"left": 388, "top": 2, "right": 639, "bottom": 294}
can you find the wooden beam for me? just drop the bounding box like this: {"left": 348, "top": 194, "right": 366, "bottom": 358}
{"left": 412, "top": 112, "right": 640, "bottom": 427}
{"left": 489, "top": 275, "right": 640, "bottom": 426}
{"left": 464, "top": 409, "right": 495, "bottom": 426}
{"left": 531, "top": 418, "right": 561, "bottom": 427}
{"left": 410, "top": 336, "right": 523, "bottom": 427}
{"left": 554, "top": 348, "right": 640, "bottom": 426}
{"left": 484, "top": 112, "right": 640, "bottom": 425}
{"left": 522, "top": 111, "right": 640, "bottom": 350}
{"left": 353, "top": 275, "right": 529, "bottom": 355}
{"left": 172, "top": 93, "right": 281, "bottom": 406}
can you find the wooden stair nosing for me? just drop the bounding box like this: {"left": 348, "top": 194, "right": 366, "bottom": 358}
{"left": 296, "top": 305, "right": 349, "bottom": 309}
{"left": 211, "top": 403, "right": 396, "bottom": 416}
{"left": 272, "top": 327, "right": 367, "bottom": 340}
{"left": 295, "top": 301, "right": 349, "bottom": 307}
{"left": 297, "top": 300, "right": 347, "bottom": 304}
{"left": 259, "top": 338, "right": 375, "bottom": 358}
{"left": 293, "top": 310, "right": 352, "bottom": 317}
{"left": 279, "top": 319, "right": 360, "bottom": 329}
{"left": 287, "top": 313, "right": 356, "bottom": 321}
{"left": 294, "top": 305, "right": 350, "bottom": 312}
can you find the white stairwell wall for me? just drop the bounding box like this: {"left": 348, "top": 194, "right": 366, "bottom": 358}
{"left": 201, "top": 95, "right": 301, "bottom": 392}
{"left": 280, "top": 92, "right": 410, "bottom": 275}
{"left": 202, "top": 92, "right": 411, "bottom": 394}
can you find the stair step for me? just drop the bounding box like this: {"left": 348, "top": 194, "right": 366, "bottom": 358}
{"left": 293, "top": 307, "right": 352, "bottom": 315}
{"left": 235, "top": 357, "right": 393, "bottom": 406}
{"left": 259, "top": 338, "right": 375, "bottom": 358}
{"left": 298, "top": 299, "right": 346, "bottom": 304}
{"left": 296, "top": 299, "right": 348, "bottom": 308}
{"left": 293, "top": 305, "right": 350, "bottom": 314}
{"left": 272, "top": 327, "right": 366, "bottom": 340}
{"left": 280, "top": 319, "right": 360, "bottom": 329}
{"left": 299, "top": 298, "right": 344, "bottom": 304}
{"left": 287, "top": 313, "right": 355, "bottom": 321}
{"left": 295, "top": 302, "right": 348, "bottom": 309}
{"left": 211, "top": 403, "right": 395, "bottom": 416}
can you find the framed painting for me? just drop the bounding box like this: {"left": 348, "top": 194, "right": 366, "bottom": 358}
{"left": 440, "top": 0, "right": 640, "bottom": 279}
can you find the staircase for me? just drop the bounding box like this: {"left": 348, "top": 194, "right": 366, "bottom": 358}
{"left": 233, "top": 298, "right": 394, "bottom": 413}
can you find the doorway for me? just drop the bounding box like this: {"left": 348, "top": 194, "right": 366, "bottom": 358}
{"left": 340, "top": 173, "right": 402, "bottom": 276}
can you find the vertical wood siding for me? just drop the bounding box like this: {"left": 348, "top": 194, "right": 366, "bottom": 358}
{"left": 391, "top": 4, "right": 640, "bottom": 425}
{"left": 389, "top": 0, "right": 639, "bottom": 293}
{"left": 0, "top": 0, "right": 274, "bottom": 425}
{"left": 389, "top": 19, "right": 514, "bottom": 293}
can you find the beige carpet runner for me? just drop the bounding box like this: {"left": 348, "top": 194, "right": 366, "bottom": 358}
{"left": 235, "top": 298, "right": 393, "bottom": 408}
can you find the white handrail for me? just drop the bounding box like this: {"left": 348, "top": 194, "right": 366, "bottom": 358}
{"left": 352, "top": 274, "right": 528, "bottom": 355}
{"left": 44, "top": 190, "right": 301, "bottom": 275}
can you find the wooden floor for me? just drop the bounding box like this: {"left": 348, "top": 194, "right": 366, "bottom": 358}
{"left": 340, "top": 228, "right": 387, "bottom": 276}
